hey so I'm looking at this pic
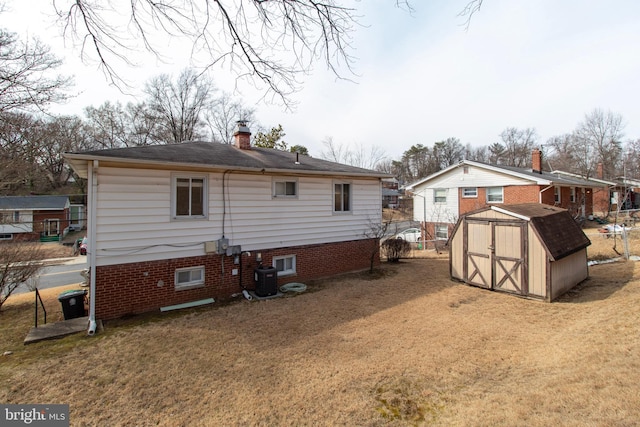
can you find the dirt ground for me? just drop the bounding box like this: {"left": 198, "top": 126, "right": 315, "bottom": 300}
{"left": 0, "top": 228, "right": 639, "bottom": 426}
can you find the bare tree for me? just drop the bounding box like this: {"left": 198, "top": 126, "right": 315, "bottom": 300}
{"left": 205, "top": 92, "right": 256, "bottom": 144}
{"left": 320, "top": 137, "right": 386, "bottom": 169}
{"left": 498, "top": 127, "right": 537, "bottom": 167}
{"left": 144, "top": 69, "right": 213, "bottom": 144}
{"left": 433, "top": 137, "right": 464, "bottom": 169}
{"left": 0, "top": 242, "right": 44, "bottom": 310}
{"left": 573, "top": 109, "right": 624, "bottom": 179}
{"left": 0, "top": 27, "right": 72, "bottom": 112}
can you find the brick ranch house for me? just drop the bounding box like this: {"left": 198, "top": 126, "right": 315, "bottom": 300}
{"left": 405, "top": 149, "right": 607, "bottom": 247}
{"left": 64, "top": 122, "right": 389, "bottom": 325}
{"left": 0, "top": 195, "right": 71, "bottom": 242}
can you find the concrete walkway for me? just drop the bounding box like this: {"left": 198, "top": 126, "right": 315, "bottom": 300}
{"left": 24, "top": 316, "right": 89, "bottom": 345}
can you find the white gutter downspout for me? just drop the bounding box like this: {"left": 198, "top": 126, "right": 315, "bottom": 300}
{"left": 87, "top": 160, "right": 98, "bottom": 335}
{"left": 539, "top": 185, "right": 553, "bottom": 203}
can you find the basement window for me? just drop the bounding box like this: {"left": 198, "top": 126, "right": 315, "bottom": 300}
{"left": 273, "top": 255, "right": 296, "bottom": 276}
{"left": 0, "top": 233, "right": 12, "bottom": 240}
{"left": 175, "top": 266, "right": 205, "bottom": 289}
{"left": 435, "top": 225, "right": 449, "bottom": 240}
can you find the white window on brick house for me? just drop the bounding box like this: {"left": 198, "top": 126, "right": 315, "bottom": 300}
{"left": 172, "top": 174, "right": 207, "bottom": 219}
{"left": 486, "top": 187, "right": 503, "bottom": 203}
{"left": 334, "top": 182, "right": 351, "bottom": 212}
{"left": 273, "top": 255, "right": 296, "bottom": 276}
{"left": 554, "top": 186, "right": 561, "bottom": 203}
{"left": 570, "top": 187, "right": 576, "bottom": 203}
{"left": 434, "top": 188, "right": 447, "bottom": 203}
{"left": 435, "top": 224, "right": 448, "bottom": 240}
{"left": 273, "top": 179, "right": 298, "bottom": 198}
{"left": 175, "top": 266, "right": 205, "bottom": 289}
{"left": 462, "top": 187, "right": 477, "bottom": 198}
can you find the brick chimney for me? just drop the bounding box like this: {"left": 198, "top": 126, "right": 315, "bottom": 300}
{"left": 596, "top": 162, "right": 604, "bottom": 179}
{"left": 531, "top": 148, "right": 542, "bottom": 173}
{"left": 233, "top": 120, "right": 251, "bottom": 150}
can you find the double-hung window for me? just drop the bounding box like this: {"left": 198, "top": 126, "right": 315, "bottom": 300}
{"left": 486, "top": 187, "right": 503, "bottom": 203}
{"left": 172, "top": 174, "right": 207, "bottom": 219}
{"left": 435, "top": 225, "right": 449, "bottom": 240}
{"left": 334, "top": 182, "right": 351, "bottom": 212}
{"left": 554, "top": 186, "right": 561, "bottom": 203}
{"left": 434, "top": 188, "right": 447, "bottom": 203}
{"left": 570, "top": 187, "right": 576, "bottom": 203}
{"left": 273, "top": 255, "right": 296, "bottom": 276}
{"left": 274, "top": 179, "right": 297, "bottom": 198}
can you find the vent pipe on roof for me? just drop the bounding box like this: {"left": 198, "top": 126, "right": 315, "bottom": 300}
{"left": 234, "top": 120, "right": 251, "bottom": 150}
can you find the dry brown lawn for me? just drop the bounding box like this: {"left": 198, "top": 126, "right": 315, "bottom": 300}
{"left": 1, "top": 228, "right": 639, "bottom": 426}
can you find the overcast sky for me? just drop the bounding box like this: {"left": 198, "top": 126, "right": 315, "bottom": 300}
{"left": 5, "top": 1, "right": 640, "bottom": 160}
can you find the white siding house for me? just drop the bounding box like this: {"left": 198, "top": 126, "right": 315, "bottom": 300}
{"left": 65, "top": 123, "right": 388, "bottom": 324}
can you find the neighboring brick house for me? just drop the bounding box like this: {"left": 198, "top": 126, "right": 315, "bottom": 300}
{"left": 0, "top": 195, "right": 71, "bottom": 242}
{"left": 405, "top": 149, "right": 606, "bottom": 245}
{"left": 64, "top": 122, "right": 389, "bottom": 323}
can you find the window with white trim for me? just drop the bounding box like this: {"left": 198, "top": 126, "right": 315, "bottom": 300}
{"left": 273, "top": 255, "right": 296, "bottom": 276}
{"left": 273, "top": 179, "right": 297, "bottom": 198}
{"left": 570, "top": 187, "right": 576, "bottom": 203}
{"left": 462, "top": 187, "right": 477, "bottom": 198}
{"left": 554, "top": 186, "right": 561, "bottom": 203}
{"left": 334, "top": 182, "right": 351, "bottom": 212}
{"left": 486, "top": 187, "right": 503, "bottom": 203}
{"left": 435, "top": 225, "right": 448, "bottom": 240}
{"left": 175, "top": 266, "right": 205, "bottom": 289}
{"left": 0, "top": 233, "right": 12, "bottom": 240}
{"left": 172, "top": 174, "right": 207, "bottom": 219}
{"left": 434, "top": 188, "right": 447, "bottom": 203}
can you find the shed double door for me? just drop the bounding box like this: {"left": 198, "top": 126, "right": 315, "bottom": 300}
{"left": 464, "top": 219, "right": 527, "bottom": 296}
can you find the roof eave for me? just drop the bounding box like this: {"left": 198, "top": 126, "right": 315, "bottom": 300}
{"left": 63, "top": 152, "right": 389, "bottom": 179}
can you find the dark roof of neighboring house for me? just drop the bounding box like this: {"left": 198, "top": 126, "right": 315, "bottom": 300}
{"left": 0, "top": 195, "right": 70, "bottom": 211}
{"left": 486, "top": 203, "right": 591, "bottom": 261}
{"left": 64, "top": 142, "right": 390, "bottom": 179}
{"left": 382, "top": 188, "right": 399, "bottom": 197}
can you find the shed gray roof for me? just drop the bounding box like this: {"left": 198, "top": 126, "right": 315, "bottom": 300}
{"left": 483, "top": 203, "right": 591, "bottom": 261}
{"left": 64, "top": 142, "right": 390, "bottom": 179}
{"left": 0, "top": 195, "right": 70, "bottom": 210}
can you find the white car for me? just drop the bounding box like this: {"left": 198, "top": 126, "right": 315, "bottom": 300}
{"left": 393, "top": 228, "right": 422, "bottom": 243}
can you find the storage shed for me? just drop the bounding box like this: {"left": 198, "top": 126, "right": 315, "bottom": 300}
{"left": 449, "top": 203, "right": 591, "bottom": 301}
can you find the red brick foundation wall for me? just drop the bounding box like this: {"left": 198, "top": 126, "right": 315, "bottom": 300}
{"left": 94, "top": 239, "right": 379, "bottom": 320}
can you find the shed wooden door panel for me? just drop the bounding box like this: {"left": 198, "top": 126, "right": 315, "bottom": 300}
{"left": 463, "top": 219, "right": 527, "bottom": 295}
{"left": 492, "top": 223, "right": 526, "bottom": 295}
{"left": 464, "top": 221, "right": 491, "bottom": 288}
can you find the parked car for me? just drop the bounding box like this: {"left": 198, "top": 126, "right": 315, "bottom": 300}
{"left": 393, "top": 228, "right": 422, "bottom": 243}
{"left": 79, "top": 237, "right": 88, "bottom": 255}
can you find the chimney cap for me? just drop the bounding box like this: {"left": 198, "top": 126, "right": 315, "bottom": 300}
{"left": 234, "top": 120, "right": 251, "bottom": 135}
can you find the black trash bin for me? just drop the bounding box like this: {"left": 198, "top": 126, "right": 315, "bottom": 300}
{"left": 58, "top": 289, "right": 87, "bottom": 320}
{"left": 254, "top": 266, "right": 278, "bottom": 297}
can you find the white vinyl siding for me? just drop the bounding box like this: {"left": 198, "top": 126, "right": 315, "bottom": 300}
{"left": 93, "top": 167, "right": 381, "bottom": 266}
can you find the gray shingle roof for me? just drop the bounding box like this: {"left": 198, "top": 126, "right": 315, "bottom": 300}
{"left": 65, "top": 142, "right": 390, "bottom": 178}
{"left": 0, "top": 195, "right": 70, "bottom": 210}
